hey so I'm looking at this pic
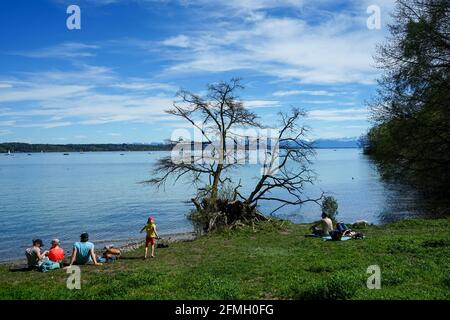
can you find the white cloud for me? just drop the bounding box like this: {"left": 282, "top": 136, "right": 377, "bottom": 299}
{"left": 307, "top": 108, "right": 368, "bottom": 121}
{"left": 28, "top": 64, "right": 116, "bottom": 85}
{"left": 0, "top": 65, "right": 179, "bottom": 129}
{"left": 0, "top": 129, "right": 12, "bottom": 136}
{"left": 343, "top": 125, "right": 367, "bottom": 129}
{"left": 10, "top": 122, "right": 73, "bottom": 129}
{"left": 0, "top": 85, "right": 91, "bottom": 103}
{"left": 159, "top": 12, "right": 384, "bottom": 84}
{"left": 111, "top": 81, "right": 177, "bottom": 92}
{"left": 13, "top": 42, "right": 99, "bottom": 59}
{"left": 273, "top": 90, "right": 336, "bottom": 97}
{"left": 162, "top": 35, "right": 191, "bottom": 48}
{"left": 8, "top": 137, "right": 32, "bottom": 143}
{"left": 245, "top": 100, "right": 280, "bottom": 108}
{"left": 302, "top": 100, "right": 336, "bottom": 104}
{"left": 0, "top": 120, "right": 17, "bottom": 126}
{"left": 1, "top": 0, "right": 392, "bottom": 138}
{"left": 181, "top": 0, "right": 304, "bottom": 14}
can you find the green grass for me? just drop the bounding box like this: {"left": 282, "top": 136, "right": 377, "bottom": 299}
{"left": 1, "top": 218, "right": 449, "bottom": 300}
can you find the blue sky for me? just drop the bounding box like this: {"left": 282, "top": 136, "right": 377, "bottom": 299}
{"left": 0, "top": 0, "right": 395, "bottom": 144}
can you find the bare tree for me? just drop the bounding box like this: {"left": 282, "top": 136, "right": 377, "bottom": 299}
{"left": 146, "top": 78, "right": 261, "bottom": 209}
{"left": 145, "top": 79, "right": 320, "bottom": 231}
{"left": 241, "top": 108, "right": 322, "bottom": 215}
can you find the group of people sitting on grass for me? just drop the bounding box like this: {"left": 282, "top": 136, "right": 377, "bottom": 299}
{"left": 310, "top": 212, "right": 364, "bottom": 240}
{"left": 25, "top": 216, "right": 159, "bottom": 271}
{"left": 25, "top": 232, "right": 104, "bottom": 271}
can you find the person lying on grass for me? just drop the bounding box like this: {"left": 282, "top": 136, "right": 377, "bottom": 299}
{"left": 69, "top": 232, "right": 102, "bottom": 266}
{"left": 140, "top": 216, "right": 159, "bottom": 259}
{"left": 310, "top": 212, "right": 334, "bottom": 236}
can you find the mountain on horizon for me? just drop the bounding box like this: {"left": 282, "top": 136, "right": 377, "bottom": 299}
{"left": 311, "top": 137, "right": 360, "bottom": 149}
{"left": 280, "top": 137, "right": 360, "bottom": 149}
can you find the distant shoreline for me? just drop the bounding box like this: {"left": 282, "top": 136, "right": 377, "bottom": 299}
{"left": 1, "top": 139, "right": 362, "bottom": 153}
{"left": 0, "top": 143, "right": 173, "bottom": 153}
{"left": 1, "top": 147, "right": 360, "bottom": 154}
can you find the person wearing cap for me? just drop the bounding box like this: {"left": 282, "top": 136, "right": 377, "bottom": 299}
{"left": 25, "top": 239, "right": 47, "bottom": 269}
{"left": 47, "top": 239, "right": 65, "bottom": 264}
{"left": 69, "top": 232, "right": 102, "bottom": 266}
{"left": 140, "top": 216, "right": 159, "bottom": 259}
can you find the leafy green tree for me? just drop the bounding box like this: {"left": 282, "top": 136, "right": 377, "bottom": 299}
{"left": 321, "top": 196, "right": 338, "bottom": 221}
{"left": 365, "top": 0, "right": 450, "bottom": 205}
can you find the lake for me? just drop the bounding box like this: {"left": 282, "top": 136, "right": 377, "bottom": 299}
{"left": 0, "top": 149, "right": 423, "bottom": 261}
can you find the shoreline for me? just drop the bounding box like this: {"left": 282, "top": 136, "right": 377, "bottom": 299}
{"left": 0, "top": 218, "right": 396, "bottom": 265}
{"left": 0, "top": 231, "right": 197, "bottom": 266}
{"left": 4, "top": 215, "right": 434, "bottom": 265}
{"left": 1, "top": 217, "right": 449, "bottom": 299}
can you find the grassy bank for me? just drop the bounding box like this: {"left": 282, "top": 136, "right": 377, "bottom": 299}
{"left": 1, "top": 218, "right": 449, "bottom": 300}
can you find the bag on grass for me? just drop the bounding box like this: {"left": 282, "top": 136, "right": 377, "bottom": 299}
{"left": 157, "top": 242, "right": 169, "bottom": 248}
{"left": 329, "top": 230, "right": 343, "bottom": 241}
{"left": 336, "top": 222, "right": 349, "bottom": 233}
{"left": 38, "top": 260, "right": 61, "bottom": 272}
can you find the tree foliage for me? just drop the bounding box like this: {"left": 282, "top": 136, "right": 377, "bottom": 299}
{"left": 321, "top": 196, "right": 339, "bottom": 222}
{"left": 365, "top": 0, "right": 450, "bottom": 204}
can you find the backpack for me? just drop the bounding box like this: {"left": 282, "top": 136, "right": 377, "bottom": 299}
{"left": 329, "top": 230, "right": 343, "bottom": 241}
{"left": 336, "top": 222, "right": 349, "bottom": 233}
{"left": 38, "top": 260, "right": 62, "bottom": 272}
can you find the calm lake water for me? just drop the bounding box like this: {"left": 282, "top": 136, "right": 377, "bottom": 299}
{"left": 0, "top": 149, "right": 423, "bottom": 261}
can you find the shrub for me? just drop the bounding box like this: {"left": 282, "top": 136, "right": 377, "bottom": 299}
{"left": 321, "top": 196, "right": 339, "bottom": 221}
{"left": 187, "top": 182, "right": 268, "bottom": 234}
{"left": 187, "top": 208, "right": 212, "bottom": 234}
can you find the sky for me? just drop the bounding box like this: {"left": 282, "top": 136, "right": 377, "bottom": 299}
{"left": 0, "top": 0, "right": 396, "bottom": 144}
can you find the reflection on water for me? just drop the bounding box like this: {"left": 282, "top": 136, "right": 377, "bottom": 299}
{"left": 0, "top": 149, "right": 425, "bottom": 261}
{"left": 377, "top": 181, "right": 446, "bottom": 224}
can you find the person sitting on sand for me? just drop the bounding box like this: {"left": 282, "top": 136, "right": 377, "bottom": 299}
{"left": 25, "top": 239, "right": 47, "bottom": 269}
{"left": 69, "top": 232, "right": 102, "bottom": 266}
{"left": 310, "top": 212, "right": 334, "bottom": 236}
{"left": 140, "top": 216, "right": 159, "bottom": 259}
{"left": 47, "top": 239, "right": 65, "bottom": 264}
